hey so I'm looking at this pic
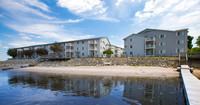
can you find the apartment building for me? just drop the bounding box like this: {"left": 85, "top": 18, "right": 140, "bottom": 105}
{"left": 124, "top": 28, "right": 188, "bottom": 57}
{"left": 16, "top": 37, "right": 124, "bottom": 59}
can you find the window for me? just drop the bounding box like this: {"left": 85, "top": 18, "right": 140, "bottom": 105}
{"left": 130, "top": 39, "right": 132, "bottom": 41}
{"left": 82, "top": 47, "right": 84, "bottom": 50}
{"left": 159, "top": 50, "right": 166, "bottom": 54}
{"left": 160, "top": 34, "right": 165, "bottom": 38}
{"left": 125, "top": 45, "right": 127, "bottom": 48}
{"left": 130, "top": 45, "right": 133, "bottom": 48}
{"left": 159, "top": 42, "right": 165, "bottom": 46}
{"left": 82, "top": 41, "right": 84, "bottom": 44}
{"left": 130, "top": 52, "right": 133, "bottom": 55}
{"left": 177, "top": 40, "right": 183, "bottom": 44}
{"left": 82, "top": 53, "right": 84, "bottom": 56}
{"left": 77, "top": 48, "right": 79, "bottom": 50}
{"left": 77, "top": 42, "right": 79, "bottom": 44}
{"left": 177, "top": 49, "right": 180, "bottom": 53}
{"left": 177, "top": 32, "right": 182, "bottom": 36}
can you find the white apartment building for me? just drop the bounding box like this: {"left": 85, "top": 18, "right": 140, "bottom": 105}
{"left": 16, "top": 37, "right": 124, "bottom": 59}
{"left": 124, "top": 28, "right": 188, "bottom": 57}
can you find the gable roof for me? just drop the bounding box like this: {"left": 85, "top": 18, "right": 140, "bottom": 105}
{"left": 15, "top": 37, "right": 109, "bottom": 49}
{"left": 138, "top": 28, "right": 188, "bottom": 34}
{"left": 123, "top": 34, "right": 145, "bottom": 40}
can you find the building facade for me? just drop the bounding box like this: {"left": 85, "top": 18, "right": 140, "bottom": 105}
{"left": 124, "top": 28, "right": 188, "bottom": 57}
{"left": 16, "top": 37, "right": 124, "bottom": 59}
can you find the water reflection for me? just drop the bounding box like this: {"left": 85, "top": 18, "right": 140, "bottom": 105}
{"left": 6, "top": 71, "right": 185, "bottom": 105}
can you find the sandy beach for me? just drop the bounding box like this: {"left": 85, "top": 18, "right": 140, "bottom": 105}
{"left": 14, "top": 66, "right": 180, "bottom": 77}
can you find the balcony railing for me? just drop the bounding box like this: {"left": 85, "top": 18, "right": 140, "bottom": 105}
{"left": 146, "top": 37, "right": 155, "bottom": 41}
{"left": 65, "top": 43, "right": 73, "bottom": 46}
{"left": 65, "top": 49, "right": 73, "bottom": 52}
{"left": 89, "top": 40, "right": 97, "bottom": 44}
{"left": 89, "top": 47, "right": 97, "bottom": 51}
{"left": 146, "top": 52, "right": 154, "bottom": 56}
{"left": 146, "top": 45, "right": 155, "bottom": 49}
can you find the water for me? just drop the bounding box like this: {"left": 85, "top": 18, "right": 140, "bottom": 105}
{"left": 0, "top": 70, "right": 186, "bottom": 105}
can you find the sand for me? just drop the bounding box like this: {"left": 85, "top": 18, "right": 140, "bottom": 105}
{"left": 13, "top": 66, "right": 180, "bottom": 77}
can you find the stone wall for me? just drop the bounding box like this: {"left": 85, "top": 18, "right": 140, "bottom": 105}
{"left": 1, "top": 57, "right": 198, "bottom": 69}
{"left": 0, "top": 59, "right": 36, "bottom": 68}
{"left": 38, "top": 57, "right": 179, "bottom": 68}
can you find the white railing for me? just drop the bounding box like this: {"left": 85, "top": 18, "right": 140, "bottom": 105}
{"left": 65, "top": 49, "right": 73, "bottom": 52}
{"left": 146, "top": 45, "right": 155, "bottom": 48}
{"left": 65, "top": 43, "right": 73, "bottom": 46}
{"left": 89, "top": 40, "right": 97, "bottom": 44}
{"left": 146, "top": 37, "right": 155, "bottom": 41}
{"left": 89, "top": 47, "right": 97, "bottom": 50}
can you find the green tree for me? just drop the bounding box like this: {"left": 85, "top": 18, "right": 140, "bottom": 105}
{"left": 188, "top": 35, "right": 194, "bottom": 49}
{"left": 190, "top": 47, "right": 200, "bottom": 53}
{"left": 23, "top": 49, "right": 35, "bottom": 58}
{"left": 7, "top": 48, "right": 17, "bottom": 58}
{"left": 17, "top": 51, "right": 24, "bottom": 58}
{"left": 103, "top": 49, "right": 113, "bottom": 57}
{"left": 196, "top": 35, "right": 200, "bottom": 47}
{"left": 36, "top": 48, "right": 48, "bottom": 56}
{"left": 50, "top": 42, "right": 63, "bottom": 57}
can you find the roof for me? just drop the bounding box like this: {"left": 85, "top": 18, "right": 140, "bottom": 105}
{"left": 123, "top": 34, "right": 145, "bottom": 40}
{"left": 15, "top": 37, "right": 110, "bottom": 49}
{"left": 138, "top": 28, "right": 188, "bottom": 34}
{"left": 109, "top": 44, "right": 124, "bottom": 49}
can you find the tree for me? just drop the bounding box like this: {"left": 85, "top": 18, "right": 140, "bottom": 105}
{"left": 7, "top": 48, "right": 17, "bottom": 58}
{"left": 188, "top": 35, "right": 194, "bottom": 49}
{"left": 190, "top": 47, "right": 200, "bottom": 53}
{"left": 17, "top": 51, "right": 24, "bottom": 58}
{"left": 103, "top": 49, "right": 113, "bottom": 57}
{"left": 23, "top": 49, "right": 35, "bottom": 58}
{"left": 50, "top": 42, "right": 64, "bottom": 57}
{"left": 36, "top": 48, "right": 48, "bottom": 56}
{"left": 196, "top": 35, "right": 200, "bottom": 47}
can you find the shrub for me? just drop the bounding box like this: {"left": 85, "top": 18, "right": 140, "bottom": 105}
{"left": 36, "top": 48, "right": 48, "bottom": 56}
{"left": 23, "top": 49, "right": 35, "bottom": 58}
{"left": 7, "top": 48, "right": 17, "bottom": 58}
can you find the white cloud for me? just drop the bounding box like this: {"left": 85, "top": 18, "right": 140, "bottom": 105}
{"left": 3, "top": 46, "right": 9, "bottom": 49}
{"left": 20, "top": 0, "right": 50, "bottom": 12}
{"left": 9, "top": 41, "right": 46, "bottom": 48}
{"left": 115, "top": 0, "right": 139, "bottom": 6}
{"left": 57, "top": 0, "right": 118, "bottom": 22}
{"left": 134, "top": 0, "right": 200, "bottom": 47}
{"left": 21, "top": 36, "right": 32, "bottom": 40}
{"left": 0, "top": 14, "right": 3, "bottom": 17}
{"left": 19, "top": 33, "right": 26, "bottom": 36}
{"left": 57, "top": 0, "right": 106, "bottom": 16}
{"left": 0, "top": 0, "right": 54, "bottom": 19}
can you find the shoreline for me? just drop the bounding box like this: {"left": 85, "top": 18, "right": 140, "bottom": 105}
{"left": 13, "top": 66, "right": 180, "bottom": 77}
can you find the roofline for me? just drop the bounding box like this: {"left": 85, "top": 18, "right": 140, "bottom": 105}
{"left": 123, "top": 34, "right": 145, "bottom": 40}
{"left": 109, "top": 44, "right": 124, "bottom": 49}
{"left": 138, "top": 28, "right": 188, "bottom": 34}
{"left": 15, "top": 37, "right": 108, "bottom": 49}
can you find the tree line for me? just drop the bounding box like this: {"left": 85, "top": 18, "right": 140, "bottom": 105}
{"left": 188, "top": 35, "right": 200, "bottom": 53}
{"left": 7, "top": 42, "right": 114, "bottom": 59}
{"left": 7, "top": 42, "right": 63, "bottom": 59}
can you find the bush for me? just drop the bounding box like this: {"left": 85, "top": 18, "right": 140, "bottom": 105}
{"left": 23, "top": 49, "right": 35, "bottom": 58}
{"left": 7, "top": 48, "right": 17, "bottom": 58}
{"left": 36, "top": 48, "right": 48, "bottom": 56}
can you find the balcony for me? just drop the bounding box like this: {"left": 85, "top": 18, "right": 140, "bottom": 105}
{"left": 146, "top": 51, "right": 154, "bottom": 56}
{"left": 89, "top": 40, "right": 97, "bottom": 45}
{"left": 146, "top": 44, "right": 155, "bottom": 49}
{"left": 65, "top": 49, "right": 73, "bottom": 52}
{"left": 145, "top": 37, "right": 155, "bottom": 42}
{"left": 65, "top": 43, "right": 73, "bottom": 47}
{"left": 89, "top": 47, "right": 97, "bottom": 51}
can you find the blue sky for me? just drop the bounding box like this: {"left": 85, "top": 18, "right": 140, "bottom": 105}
{"left": 0, "top": 0, "right": 200, "bottom": 61}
